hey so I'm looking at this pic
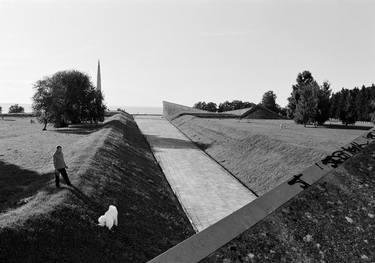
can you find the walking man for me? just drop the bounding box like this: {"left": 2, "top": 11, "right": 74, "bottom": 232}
{"left": 53, "top": 145, "right": 72, "bottom": 187}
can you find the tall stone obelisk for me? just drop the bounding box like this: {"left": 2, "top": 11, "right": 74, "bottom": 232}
{"left": 97, "top": 60, "right": 101, "bottom": 91}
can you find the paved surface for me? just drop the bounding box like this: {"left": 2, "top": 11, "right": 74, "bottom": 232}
{"left": 134, "top": 115, "right": 257, "bottom": 232}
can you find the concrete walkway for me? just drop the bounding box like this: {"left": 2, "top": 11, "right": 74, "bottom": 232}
{"left": 134, "top": 116, "right": 257, "bottom": 232}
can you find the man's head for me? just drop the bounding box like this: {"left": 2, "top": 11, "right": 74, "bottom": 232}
{"left": 56, "top": 145, "right": 62, "bottom": 152}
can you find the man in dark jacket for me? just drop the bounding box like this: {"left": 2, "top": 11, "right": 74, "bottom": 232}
{"left": 53, "top": 146, "right": 72, "bottom": 187}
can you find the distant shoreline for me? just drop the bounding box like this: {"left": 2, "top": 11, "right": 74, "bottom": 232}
{"left": 0, "top": 103, "right": 163, "bottom": 115}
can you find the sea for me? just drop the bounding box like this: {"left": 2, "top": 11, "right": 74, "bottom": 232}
{"left": 0, "top": 103, "right": 163, "bottom": 115}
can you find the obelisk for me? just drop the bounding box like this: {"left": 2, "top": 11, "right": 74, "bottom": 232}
{"left": 97, "top": 60, "right": 101, "bottom": 91}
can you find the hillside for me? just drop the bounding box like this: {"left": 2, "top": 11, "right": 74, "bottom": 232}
{"left": 0, "top": 113, "right": 194, "bottom": 263}
{"left": 171, "top": 116, "right": 368, "bottom": 196}
{"left": 201, "top": 139, "right": 375, "bottom": 262}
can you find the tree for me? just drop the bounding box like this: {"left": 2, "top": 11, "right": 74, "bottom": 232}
{"left": 278, "top": 107, "right": 288, "bottom": 118}
{"left": 329, "top": 92, "right": 340, "bottom": 119}
{"left": 218, "top": 101, "right": 232, "bottom": 112}
{"left": 193, "top": 101, "right": 217, "bottom": 112}
{"left": 205, "top": 102, "right": 217, "bottom": 112}
{"left": 217, "top": 100, "right": 254, "bottom": 112}
{"left": 32, "top": 70, "right": 106, "bottom": 128}
{"left": 261, "top": 91, "right": 278, "bottom": 112}
{"left": 355, "top": 85, "right": 372, "bottom": 121}
{"left": 288, "top": 71, "right": 332, "bottom": 125}
{"left": 337, "top": 88, "right": 357, "bottom": 125}
{"left": 294, "top": 83, "right": 319, "bottom": 126}
{"left": 315, "top": 81, "right": 331, "bottom": 125}
{"left": 287, "top": 71, "right": 317, "bottom": 119}
{"left": 370, "top": 100, "right": 375, "bottom": 124}
{"left": 8, "top": 104, "right": 25, "bottom": 113}
{"left": 0, "top": 106, "right": 2, "bottom": 114}
{"left": 193, "top": 101, "right": 207, "bottom": 111}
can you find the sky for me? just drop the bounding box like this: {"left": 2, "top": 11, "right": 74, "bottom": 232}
{"left": 0, "top": 0, "right": 374, "bottom": 108}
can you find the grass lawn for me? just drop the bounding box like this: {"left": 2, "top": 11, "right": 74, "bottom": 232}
{"left": 172, "top": 116, "right": 373, "bottom": 196}
{"left": 0, "top": 116, "right": 100, "bottom": 213}
{"left": 0, "top": 113, "right": 194, "bottom": 262}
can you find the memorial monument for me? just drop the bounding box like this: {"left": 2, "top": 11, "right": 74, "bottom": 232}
{"left": 97, "top": 60, "right": 101, "bottom": 91}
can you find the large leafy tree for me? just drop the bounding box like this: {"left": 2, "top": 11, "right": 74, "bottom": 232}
{"left": 287, "top": 71, "right": 331, "bottom": 125}
{"left": 32, "top": 70, "right": 106, "bottom": 128}
{"left": 193, "top": 101, "right": 207, "bottom": 111}
{"left": 294, "top": 83, "right": 319, "bottom": 126}
{"left": 315, "top": 81, "right": 331, "bottom": 125}
{"left": 287, "top": 71, "right": 316, "bottom": 119}
{"left": 205, "top": 102, "right": 217, "bottom": 112}
{"left": 193, "top": 101, "right": 217, "bottom": 112}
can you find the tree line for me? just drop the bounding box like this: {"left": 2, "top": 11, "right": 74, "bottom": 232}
{"left": 194, "top": 100, "right": 255, "bottom": 113}
{"left": 0, "top": 104, "right": 25, "bottom": 114}
{"left": 287, "top": 71, "right": 375, "bottom": 126}
{"left": 193, "top": 70, "right": 375, "bottom": 126}
{"left": 193, "top": 93, "right": 287, "bottom": 117}
{"left": 329, "top": 85, "right": 375, "bottom": 124}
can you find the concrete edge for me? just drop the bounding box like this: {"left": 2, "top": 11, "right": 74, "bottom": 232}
{"left": 147, "top": 128, "right": 375, "bottom": 263}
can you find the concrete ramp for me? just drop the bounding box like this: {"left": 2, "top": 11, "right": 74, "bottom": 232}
{"left": 134, "top": 115, "right": 257, "bottom": 232}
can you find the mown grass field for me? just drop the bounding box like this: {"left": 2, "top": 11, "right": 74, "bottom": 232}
{"left": 0, "top": 114, "right": 194, "bottom": 262}
{"left": 0, "top": 116, "right": 99, "bottom": 214}
{"left": 172, "top": 116, "right": 373, "bottom": 196}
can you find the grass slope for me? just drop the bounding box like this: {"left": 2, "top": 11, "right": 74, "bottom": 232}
{"left": 172, "top": 116, "right": 369, "bottom": 196}
{"left": 201, "top": 141, "right": 375, "bottom": 263}
{"left": 0, "top": 113, "right": 194, "bottom": 263}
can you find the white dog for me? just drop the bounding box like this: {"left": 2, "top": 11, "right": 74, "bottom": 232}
{"left": 98, "top": 205, "right": 118, "bottom": 230}
{"left": 280, "top": 123, "right": 287, "bottom": 129}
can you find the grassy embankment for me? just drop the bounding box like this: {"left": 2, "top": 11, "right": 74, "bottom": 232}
{"left": 172, "top": 116, "right": 370, "bottom": 196}
{"left": 0, "top": 113, "right": 194, "bottom": 263}
{"left": 201, "top": 138, "right": 375, "bottom": 263}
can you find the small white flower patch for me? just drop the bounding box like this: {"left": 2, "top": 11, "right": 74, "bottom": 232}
{"left": 247, "top": 253, "right": 255, "bottom": 259}
{"left": 345, "top": 216, "right": 353, "bottom": 224}
{"left": 303, "top": 234, "right": 313, "bottom": 242}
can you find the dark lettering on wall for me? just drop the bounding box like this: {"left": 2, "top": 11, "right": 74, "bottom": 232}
{"left": 291, "top": 130, "right": 375, "bottom": 190}
{"left": 288, "top": 174, "right": 311, "bottom": 189}
{"left": 366, "top": 131, "right": 375, "bottom": 139}
{"left": 341, "top": 142, "right": 367, "bottom": 155}
{"left": 321, "top": 138, "right": 373, "bottom": 168}
{"left": 315, "top": 162, "right": 324, "bottom": 170}
{"left": 321, "top": 150, "right": 351, "bottom": 168}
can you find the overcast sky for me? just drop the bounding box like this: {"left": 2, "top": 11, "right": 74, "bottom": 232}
{"left": 0, "top": 0, "right": 374, "bottom": 108}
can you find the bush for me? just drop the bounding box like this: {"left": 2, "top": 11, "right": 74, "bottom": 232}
{"left": 8, "top": 104, "right": 25, "bottom": 114}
